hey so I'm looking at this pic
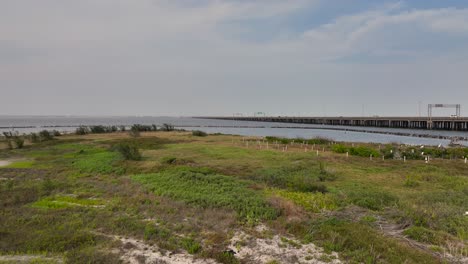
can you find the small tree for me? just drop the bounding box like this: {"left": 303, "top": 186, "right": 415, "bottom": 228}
{"left": 13, "top": 136, "right": 25, "bottom": 149}
{"left": 39, "top": 130, "right": 53, "bottom": 141}
{"left": 129, "top": 128, "right": 140, "bottom": 138}
{"left": 161, "top": 123, "right": 174, "bottom": 131}
{"left": 114, "top": 143, "right": 142, "bottom": 160}
{"left": 30, "top": 133, "right": 40, "bottom": 143}
{"left": 75, "top": 126, "right": 89, "bottom": 135}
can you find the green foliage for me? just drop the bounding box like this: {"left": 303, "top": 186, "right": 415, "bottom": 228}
{"left": 403, "top": 226, "right": 445, "bottom": 245}
{"left": 133, "top": 170, "right": 279, "bottom": 221}
{"left": 332, "top": 144, "right": 380, "bottom": 158}
{"left": 270, "top": 189, "right": 338, "bottom": 212}
{"left": 214, "top": 251, "right": 240, "bottom": 264}
{"left": 346, "top": 188, "right": 398, "bottom": 211}
{"left": 402, "top": 191, "right": 468, "bottom": 239}
{"left": 254, "top": 167, "right": 328, "bottom": 193}
{"left": 331, "top": 144, "right": 348, "bottom": 153}
{"left": 144, "top": 224, "right": 171, "bottom": 241}
{"left": 41, "top": 177, "right": 58, "bottom": 195}
{"left": 161, "top": 156, "right": 177, "bottom": 164}
{"left": 181, "top": 237, "right": 202, "bottom": 254}
{"left": 113, "top": 143, "right": 142, "bottom": 161}
{"left": 349, "top": 146, "right": 380, "bottom": 158}
{"left": 4, "top": 160, "right": 35, "bottom": 169}
{"left": 302, "top": 218, "right": 437, "bottom": 263}
{"left": 404, "top": 175, "right": 419, "bottom": 188}
{"left": 72, "top": 151, "right": 123, "bottom": 174}
{"left": 192, "top": 130, "right": 208, "bottom": 137}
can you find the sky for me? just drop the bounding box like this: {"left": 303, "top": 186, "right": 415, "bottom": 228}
{"left": 1, "top": 0, "right": 468, "bottom": 117}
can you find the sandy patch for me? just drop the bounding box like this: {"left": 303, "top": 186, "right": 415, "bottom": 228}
{"left": 0, "top": 255, "right": 63, "bottom": 263}
{"left": 229, "top": 226, "right": 341, "bottom": 264}
{"left": 0, "top": 160, "right": 12, "bottom": 167}
{"left": 110, "top": 235, "right": 217, "bottom": 264}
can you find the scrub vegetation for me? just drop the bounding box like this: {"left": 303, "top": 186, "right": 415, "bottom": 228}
{"left": 0, "top": 130, "right": 467, "bottom": 263}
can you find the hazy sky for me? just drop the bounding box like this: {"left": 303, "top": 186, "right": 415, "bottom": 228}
{"left": 2, "top": 0, "right": 468, "bottom": 116}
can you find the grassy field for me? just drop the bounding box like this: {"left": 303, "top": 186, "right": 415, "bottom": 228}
{"left": 0, "top": 131, "right": 467, "bottom": 263}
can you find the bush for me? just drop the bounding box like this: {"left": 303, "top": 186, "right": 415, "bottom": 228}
{"left": 131, "top": 124, "right": 154, "bottom": 132}
{"left": 29, "top": 133, "right": 40, "bottom": 143}
{"left": 192, "top": 130, "right": 207, "bottom": 137}
{"left": 128, "top": 129, "right": 141, "bottom": 138}
{"left": 255, "top": 167, "right": 329, "bottom": 193}
{"left": 39, "top": 130, "right": 54, "bottom": 141}
{"left": 13, "top": 136, "right": 24, "bottom": 149}
{"left": 90, "top": 125, "right": 107, "bottom": 133}
{"left": 332, "top": 144, "right": 348, "bottom": 153}
{"left": 404, "top": 175, "right": 419, "bottom": 188}
{"left": 161, "top": 123, "right": 175, "bottom": 131}
{"left": 161, "top": 156, "right": 177, "bottom": 164}
{"left": 403, "top": 226, "right": 446, "bottom": 245}
{"left": 350, "top": 190, "right": 398, "bottom": 211}
{"left": 76, "top": 126, "right": 89, "bottom": 135}
{"left": 349, "top": 146, "right": 380, "bottom": 158}
{"left": 52, "top": 130, "right": 62, "bottom": 136}
{"left": 114, "top": 143, "right": 142, "bottom": 160}
{"left": 181, "top": 237, "right": 202, "bottom": 254}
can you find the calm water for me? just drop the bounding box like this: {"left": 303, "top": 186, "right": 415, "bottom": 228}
{"left": 1, "top": 116, "right": 468, "bottom": 146}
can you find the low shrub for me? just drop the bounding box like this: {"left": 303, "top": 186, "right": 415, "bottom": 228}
{"left": 161, "top": 156, "right": 177, "bottom": 164}
{"left": 161, "top": 123, "right": 175, "bottom": 131}
{"left": 181, "top": 237, "right": 202, "bottom": 254}
{"left": 270, "top": 189, "right": 338, "bottom": 213}
{"left": 29, "top": 132, "right": 40, "bottom": 143}
{"left": 332, "top": 144, "right": 348, "bottom": 153}
{"left": 254, "top": 167, "right": 329, "bottom": 193}
{"left": 349, "top": 146, "right": 380, "bottom": 158}
{"left": 76, "top": 126, "right": 89, "bottom": 135}
{"left": 403, "top": 226, "right": 445, "bottom": 245}
{"left": 128, "top": 129, "right": 141, "bottom": 138}
{"left": 39, "top": 130, "right": 54, "bottom": 141}
{"left": 347, "top": 188, "right": 398, "bottom": 210}
{"left": 13, "top": 136, "right": 25, "bottom": 149}
{"left": 404, "top": 175, "right": 419, "bottom": 188}
{"left": 192, "top": 130, "right": 208, "bottom": 137}
{"left": 114, "top": 143, "right": 142, "bottom": 161}
{"left": 132, "top": 170, "right": 279, "bottom": 222}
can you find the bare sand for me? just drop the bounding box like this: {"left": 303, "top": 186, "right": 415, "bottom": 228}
{"left": 0, "top": 160, "right": 12, "bottom": 167}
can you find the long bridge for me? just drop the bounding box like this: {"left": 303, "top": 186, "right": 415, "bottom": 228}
{"left": 196, "top": 116, "right": 468, "bottom": 131}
